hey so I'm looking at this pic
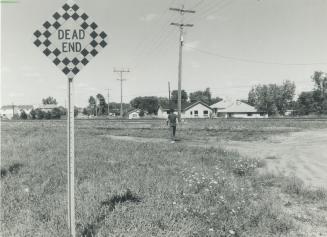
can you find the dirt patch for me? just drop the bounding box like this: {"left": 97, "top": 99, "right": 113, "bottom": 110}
{"left": 105, "top": 129, "right": 327, "bottom": 189}
{"left": 222, "top": 129, "right": 327, "bottom": 189}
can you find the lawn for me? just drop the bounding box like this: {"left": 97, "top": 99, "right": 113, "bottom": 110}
{"left": 1, "top": 119, "right": 326, "bottom": 236}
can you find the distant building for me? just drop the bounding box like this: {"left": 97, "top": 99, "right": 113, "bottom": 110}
{"left": 210, "top": 100, "right": 267, "bottom": 118}
{"left": 36, "top": 104, "right": 58, "bottom": 112}
{"left": 157, "top": 101, "right": 213, "bottom": 119}
{"left": 0, "top": 105, "right": 34, "bottom": 119}
{"left": 128, "top": 109, "right": 145, "bottom": 119}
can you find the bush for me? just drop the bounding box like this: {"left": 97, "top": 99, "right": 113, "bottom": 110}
{"left": 20, "top": 110, "right": 28, "bottom": 120}
{"left": 35, "top": 109, "right": 45, "bottom": 119}
{"left": 51, "top": 108, "right": 61, "bottom": 119}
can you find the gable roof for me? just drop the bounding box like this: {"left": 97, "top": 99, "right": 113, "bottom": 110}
{"left": 218, "top": 100, "right": 258, "bottom": 113}
{"left": 159, "top": 101, "right": 212, "bottom": 112}
{"left": 183, "top": 101, "right": 212, "bottom": 111}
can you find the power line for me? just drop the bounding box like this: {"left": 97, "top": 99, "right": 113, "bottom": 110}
{"left": 185, "top": 45, "right": 327, "bottom": 66}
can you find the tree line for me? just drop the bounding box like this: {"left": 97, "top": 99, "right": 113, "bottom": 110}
{"left": 248, "top": 71, "right": 327, "bottom": 116}
{"left": 16, "top": 96, "right": 78, "bottom": 120}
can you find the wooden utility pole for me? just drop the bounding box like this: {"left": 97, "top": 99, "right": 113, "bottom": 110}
{"left": 114, "top": 68, "right": 130, "bottom": 118}
{"left": 170, "top": 5, "right": 195, "bottom": 122}
{"left": 168, "top": 82, "right": 171, "bottom": 106}
{"left": 106, "top": 89, "right": 110, "bottom": 117}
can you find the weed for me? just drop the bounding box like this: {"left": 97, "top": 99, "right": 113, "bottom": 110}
{"left": 8, "top": 163, "right": 23, "bottom": 174}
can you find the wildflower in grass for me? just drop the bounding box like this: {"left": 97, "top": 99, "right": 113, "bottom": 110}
{"left": 229, "top": 230, "right": 235, "bottom": 235}
{"left": 209, "top": 228, "right": 214, "bottom": 232}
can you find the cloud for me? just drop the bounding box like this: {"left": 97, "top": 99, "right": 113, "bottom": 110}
{"left": 9, "top": 92, "right": 25, "bottom": 98}
{"left": 185, "top": 41, "right": 200, "bottom": 52}
{"left": 191, "top": 61, "right": 200, "bottom": 69}
{"left": 140, "top": 13, "right": 157, "bottom": 22}
{"left": 23, "top": 72, "right": 41, "bottom": 78}
{"left": 206, "top": 15, "right": 216, "bottom": 21}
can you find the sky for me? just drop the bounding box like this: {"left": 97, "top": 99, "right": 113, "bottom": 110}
{"left": 1, "top": 0, "right": 327, "bottom": 107}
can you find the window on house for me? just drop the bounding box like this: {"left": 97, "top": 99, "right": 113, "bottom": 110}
{"left": 203, "top": 110, "right": 208, "bottom": 117}
{"left": 194, "top": 111, "right": 198, "bottom": 117}
{"left": 190, "top": 111, "right": 193, "bottom": 115}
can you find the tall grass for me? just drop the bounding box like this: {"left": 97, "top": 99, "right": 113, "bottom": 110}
{"left": 1, "top": 120, "right": 324, "bottom": 236}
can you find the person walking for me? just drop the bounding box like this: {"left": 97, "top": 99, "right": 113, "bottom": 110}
{"left": 167, "top": 108, "right": 178, "bottom": 143}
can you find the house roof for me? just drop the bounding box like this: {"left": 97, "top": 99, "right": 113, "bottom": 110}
{"left": 210, "top": 100, "right": 234, "bottom": 109}
{"left": 127, "top": 109, "right": 141, "bottom": 114}
{"left": 159, "top": 102, "right": 191, "bottom": 111}
{"left": 218, "top": 100, "right": 258, "bottom": 113}
{"left": 183, "top": 101, "right": 212, "bottom": 111}
{"left": 160, "top": 101, "right": 212, "bottom": 112}
{"left": 37, "top": 104, "right": 58, "bottom": 110}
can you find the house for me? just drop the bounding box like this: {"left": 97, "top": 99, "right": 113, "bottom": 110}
{"left": 36, "top": 104, "right": 58, "bottom": 112}
{"left": 157, "top": 101, "right": 213, "bottom": 119}
{"left": 128, "top": 109, "right": 143, "bottom": 119}
{"left": 210, "top": 100, "right": 267, "bottom": 118}
{"left": 0, "top": 105, "right": 34, "bottom": 119}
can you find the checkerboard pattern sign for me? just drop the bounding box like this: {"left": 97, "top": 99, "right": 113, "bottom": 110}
{"left": 33, "top": 1, "right": 108, "bottom": 78}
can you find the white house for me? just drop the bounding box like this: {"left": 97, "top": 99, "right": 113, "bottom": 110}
{"left": 157, "top": 101, "right": 213, "bottom": 119}
{"left": 0, "top": 105, "right": 34, "bottom": 119}
{"left": 182, "top": 101, "right": 213, "bottom": 118}
{"left": 128, "top": 109, "right": 142, "bottom": 119}
{"left": 211, "top": 100, "right": 267, "bottom": 118}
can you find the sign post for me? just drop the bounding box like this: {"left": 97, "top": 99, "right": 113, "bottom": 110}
{"left": 33, "top": 1, "right": 108, "bottom": 236}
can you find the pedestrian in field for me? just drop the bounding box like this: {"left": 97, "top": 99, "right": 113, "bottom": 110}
{"left": 167, "top": 108, "right": 178, "bottom": 143}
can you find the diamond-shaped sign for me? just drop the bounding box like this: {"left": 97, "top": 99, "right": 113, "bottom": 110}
{"left": 33, "top": 1, "right": 108, "bottom": 78}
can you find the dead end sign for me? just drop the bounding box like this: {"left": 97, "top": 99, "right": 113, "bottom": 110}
{"left": 33, "top": 1, "right": 108, "bottom": 236}
{"left": 33, "top": 0, "right": 108, "bottom": 78}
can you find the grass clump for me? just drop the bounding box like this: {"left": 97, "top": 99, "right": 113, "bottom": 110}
{"left": 282, "top": 177, "right": 327, "bottom": 201}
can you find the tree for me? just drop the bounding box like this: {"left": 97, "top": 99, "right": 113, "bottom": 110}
{"left": 130, "top": 96, "right": 159, "bottom": 114}
{"left": 96, "top": 93, "right": 106, "bottom": 115}
{"left": 171, "top": 90, "right": 188, "bottom": 106}
{"left": 211, "top": 97, "right": 222, "bottom": 105}
{"left": 88, "top": 96, "right": 96, "bottom": 115}
{"left": 35, "top": 108, "right": 45, "bottom": 119}
{"left": 74, "top": 107, "right": 78, "bottom": 117}
{"left": 312, "top": 71, "right": 327, "bottom": 98}
{"left": 42, "top": 96, "right": 58, "bottom": 105}
{"left": 51, "top": 108, "right": 61, "bottom": 119}
{"left": 189, "top": 88, "right": 212, "bottom": 104}
{"left": 30, "top": 109, "right": 36, "bottom": 119}
{"left": 139, "top": 110, "right": 145, "bottom": 117}
{"left": 20, "top": 110, "right": 28, "bottom": 120}
{"left": 248, "top": 81, "right": 296, "bottom": 116}
{"left": 296, "top": 91, "right": 316, "bottom": 115}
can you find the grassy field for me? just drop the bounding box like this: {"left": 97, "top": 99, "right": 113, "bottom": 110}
{"left": 1, "top": 119, "right": 327, "bottom": 236}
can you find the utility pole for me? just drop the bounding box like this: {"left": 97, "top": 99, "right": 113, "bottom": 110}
{"left": 114, "top": 68, "right": 130, "bottom": 118}
{"left": 170, "top": 5, "right": 195, "bottom": 122}
{"left": 106, "top": 89, "right": 110, "bottom": 117}
{"left": 168, "top": 82, "right": 171, "bottom": 106}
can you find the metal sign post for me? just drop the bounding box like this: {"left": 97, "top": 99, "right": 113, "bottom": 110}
{"left": 67, "top": 77, "right": 75, "bottom": 236}
{"left": 33, "top": 1, "right": 108, "bottom": 236}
